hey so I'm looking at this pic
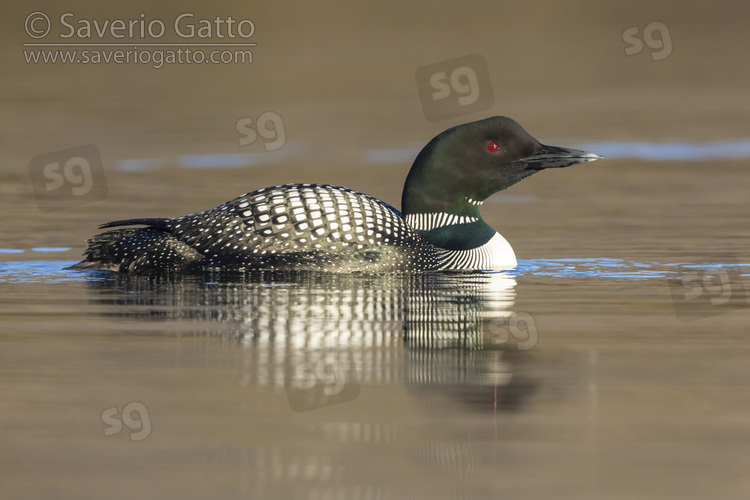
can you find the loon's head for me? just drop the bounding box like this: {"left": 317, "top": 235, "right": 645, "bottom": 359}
{"left": 402, "top": 116, "right": 601, "bottom": 216}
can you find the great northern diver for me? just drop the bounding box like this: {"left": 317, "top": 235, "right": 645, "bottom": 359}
{"left": 70, "top": 116, "right": 601, "bottom": 274}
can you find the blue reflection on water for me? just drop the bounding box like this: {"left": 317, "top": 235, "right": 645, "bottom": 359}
{"left": 111, "top": 139, "right": 750, "bottom": 173}
{"left": 1, "top": 259, "right": 746, "bottom": 284}
{"left": 0, "top": 261, "right": 85, "bottom": 283}
{"left": 509, "top": 258, "right": 749, "bottom": 280}
{"left": 32, "top": 247, "right": 71, "bottom": 253}
{"left": 0, "top": 247, "right": 71, "bottom": 254}
{"left": 511, "top": 259, "right": 672, "bottom": 279}
{"left": 575, "top": 140, "right": 750, "bottom": 161}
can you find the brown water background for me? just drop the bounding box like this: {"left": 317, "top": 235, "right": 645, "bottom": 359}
{"left": 2, "top": 1, "right": 750, "bottom": 499}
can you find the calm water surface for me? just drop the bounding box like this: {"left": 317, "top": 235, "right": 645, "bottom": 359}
{"left": 2, "top": 249, "right": 749, "bottom": 499}
{"left": 3, "top": 1, "right": 750, "bottom": 498}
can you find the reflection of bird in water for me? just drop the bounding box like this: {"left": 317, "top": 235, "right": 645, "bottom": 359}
{"left": 71, "top": 116, "right": 600, "bottom": 273}
{"left": 86, "top": 270, "right": 537, "bottom": 493}
{"left": 85, "top": 271, "right": 531, "bottom": 406}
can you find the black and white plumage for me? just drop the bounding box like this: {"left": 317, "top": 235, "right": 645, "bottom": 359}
{"left": 71, "top": 117, "right": 601, "bottom": 274}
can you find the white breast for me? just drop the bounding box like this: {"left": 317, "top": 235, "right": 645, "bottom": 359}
{"left": 435, "top": 232, "right": 517, "bottom": 271}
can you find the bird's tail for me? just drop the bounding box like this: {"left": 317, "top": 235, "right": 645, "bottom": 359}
{"left": 98, "top": 218, "right": 173, "bottom": 230}
{"left": 68, "top": 218, "right": 201, "bottom": 273}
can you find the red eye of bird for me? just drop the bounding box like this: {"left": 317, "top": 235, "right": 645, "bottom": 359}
{"left": 486, "top": 141, "right": 500, "bottom": 153}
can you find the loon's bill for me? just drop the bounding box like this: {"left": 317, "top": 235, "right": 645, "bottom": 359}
{"left": 522, "top": 145, "right": 603, "bottom": 169}
{"left": 70, "top": 116, "right": 602, "bottom": 274}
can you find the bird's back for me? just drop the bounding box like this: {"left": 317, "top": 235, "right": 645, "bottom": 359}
{"left": 72, "top": 184, "right": 443, "bottom": 274}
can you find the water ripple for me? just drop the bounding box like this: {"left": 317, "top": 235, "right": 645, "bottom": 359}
{"left": 1, "top": 259, "right": 747, "bottom": 284}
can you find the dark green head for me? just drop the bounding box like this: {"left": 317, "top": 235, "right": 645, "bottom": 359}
{"left": 401, "top": 116, "right": 601, "bottom": 216}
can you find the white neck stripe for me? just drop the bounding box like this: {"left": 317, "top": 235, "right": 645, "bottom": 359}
{"left": 404, "top": 212, "right": 479, "bottom": 232}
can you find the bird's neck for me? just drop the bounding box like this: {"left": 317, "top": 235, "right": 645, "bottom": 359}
{"left": 402, "top": 174, "right": 498, "bottom": 251}
{"left": 402, "top": 199, "right": 496, "bottom": 251}
{"left": 400, "top": 147, "right": 498, "bottom": 251}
